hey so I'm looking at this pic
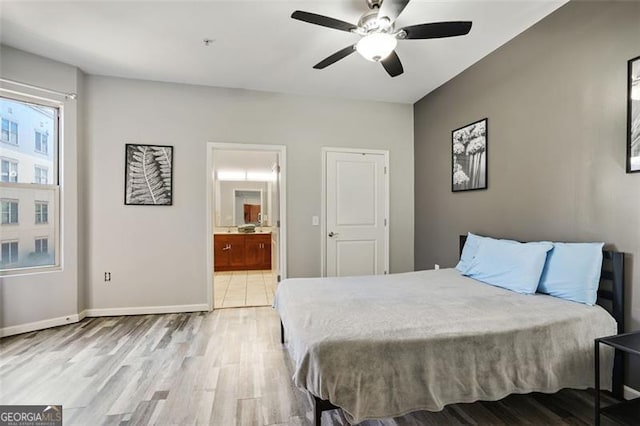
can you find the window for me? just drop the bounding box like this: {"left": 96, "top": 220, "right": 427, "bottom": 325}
{"left": 1, "top": 158, "right": 18, "bottom": 182}
{"left": 35, "top": 237, "right": 48, "bottom": 254}
{"left": 34, "top": 166, "right": 48, "bottom": 184}
{"left": 35, "top": 131, "right": 48, "bottom": 154}
{"left": 1, "top": 118, "right": 18, "bottom": 144}
{"left": 35, "top": 201, "right": 48, "bottom": 224}
{"left": 1, "top": 199, "right": 18, "bottom": 224}
{"left": 1, "top": 241, "right": 18, "bottom": 265}
{"left": 0, "top": 95, "right": 59, "bottom": 273}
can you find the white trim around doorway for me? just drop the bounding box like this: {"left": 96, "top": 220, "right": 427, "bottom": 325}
{"left": 206, "top": 142, "right": 287, "bottom": 311}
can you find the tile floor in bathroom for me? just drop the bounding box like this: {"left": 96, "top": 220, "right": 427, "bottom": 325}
{"left": 213, "top": 270, "right": 277, "bottom": 308}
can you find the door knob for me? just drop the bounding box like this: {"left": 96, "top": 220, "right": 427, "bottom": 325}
{"left": 328, "top": 232, "right": 339, "bottom": 237}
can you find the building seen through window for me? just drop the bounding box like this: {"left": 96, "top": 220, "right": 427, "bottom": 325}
{"left": 0, "top": 96, "right": 58, "bottom": 271}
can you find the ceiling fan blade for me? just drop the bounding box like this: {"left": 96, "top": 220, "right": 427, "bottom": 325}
{"left": 381, "top": 50, "right": 404, "bottom": 77}
{"left": 377, "top": 0, "right": 411, "bottom": 24}
{"left": 400, "top": 21, "right": 472, "bottom": 39}
{"left": 313, "top": 45, "right": 356, "bottom": 69}
{"left": 291, "top": 10, "right": 357, "bottom": 32}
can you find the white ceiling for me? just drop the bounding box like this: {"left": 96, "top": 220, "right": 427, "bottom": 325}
{"left": 0, "top": 0, "right": 567, "bottom": 104}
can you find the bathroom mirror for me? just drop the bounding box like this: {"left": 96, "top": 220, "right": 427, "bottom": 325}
{"left": 235, "top": 189, "right": 262, "bottom": 225}
{"left": 215, "top": 181, "right": 270, "bottom": 226}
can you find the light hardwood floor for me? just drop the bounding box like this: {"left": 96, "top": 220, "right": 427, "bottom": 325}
{"left": 214, "top": 270, "right": 276, "bottom": 308}
{"left": 0, "top": 307, "right": 618, "bottom": 425}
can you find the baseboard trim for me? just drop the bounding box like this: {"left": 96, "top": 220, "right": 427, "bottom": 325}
{"left": 1, "top": 304, "right": 209, "bottom": 338}
{"left": 83, "top": 304, "right": 209, "bottom": 317}
{"left": 625, "top": 385, "right": 640, "bottom": 400}
{"left": 0, "top": 314, "right": 81, "bottom": 338}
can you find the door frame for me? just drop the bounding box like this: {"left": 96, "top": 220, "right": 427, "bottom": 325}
{"left": 206, "top": 142, "right": 287, "bottom": 311}
{"left": 320, "top": 147, "right": 390, "bottom": 277}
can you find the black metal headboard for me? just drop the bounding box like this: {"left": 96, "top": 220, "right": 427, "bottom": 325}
{"left": 459, "top": 235, "right": 625, "bottom": 398}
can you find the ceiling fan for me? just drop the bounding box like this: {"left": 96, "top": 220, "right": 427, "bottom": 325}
{"left": 291, "top": 0, "right": 472, "bottom": 77}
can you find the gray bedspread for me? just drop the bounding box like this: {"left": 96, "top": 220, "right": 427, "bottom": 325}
{"left": 273, "top": 268, "right": 616, "bottom": 423}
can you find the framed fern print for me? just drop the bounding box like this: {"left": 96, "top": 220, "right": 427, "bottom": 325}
{"left": 124, "top": 144, "right": 173, "bottom": 205}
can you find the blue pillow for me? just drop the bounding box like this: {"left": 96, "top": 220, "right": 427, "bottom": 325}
{"left": 463, "top": 238, "right": 553, "bottom": 294}
{"left": 455, "top": 233, "right": 489, "bottom": 272}
{"left": 537, "top": 242, "right": 604, "bottom": 305}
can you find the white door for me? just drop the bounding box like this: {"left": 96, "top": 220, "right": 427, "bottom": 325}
{"left": 325, "top": 150, "right": 388, "bottom": 277}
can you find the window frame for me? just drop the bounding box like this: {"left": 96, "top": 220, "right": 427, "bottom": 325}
{"left": 34, "top": 237, "right": 48, "bottom": 254}
{"left": 1, "top": 198, "right": 19, "bottom": 225}
{"left": 1, "top": 117, "right": 19, "bottom": 145}
{"left": 35, "top": 130, "right": 48, "bottom": 154}
{"left": 1, "top": 240, "right": 19, "bottom": 265}
{"left": 0, "top": 91, "right": 61, "bottom": 275}
{"left": 35, "top": 200, "right": 49, "bottom": 224}
{"left": 34, "top": 165, "right": 48, "bottom": 184}
{"left": 1, "top": 157, "right": 18, "bottom": 183}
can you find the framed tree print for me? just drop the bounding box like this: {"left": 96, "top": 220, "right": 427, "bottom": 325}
{"left": 124, "top": 144, "right": 173, "bottom": 205}
{"left": 452, "top": 118, "right": 488, "bottom": 192}
{"left": 628, "top": 55, "right": 640, "bottom": 173}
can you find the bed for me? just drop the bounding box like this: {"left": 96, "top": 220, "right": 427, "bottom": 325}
{"left": 274, "top": 236, "right": 625, "bottom": 425}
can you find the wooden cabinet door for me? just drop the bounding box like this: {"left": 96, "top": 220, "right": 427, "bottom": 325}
{"left": 259, "top": 234, "right": 271, "bottom": 269}
{"left": 244, "top": 235, "right": 262, "bottom": 268}
{"left": 244, "top": 204, "right": 261, "bottom": 224}
{"left": 244, "top": 234, "right": 272, "bottom": 270}
{"left": 214, "top": 236, "right": 231, "bottom": 270}
{"left": 215, "top": 234, "right": 245, "bottom": 271}
{"left": 229, "top": 237, "right": 245, "bottom": 267}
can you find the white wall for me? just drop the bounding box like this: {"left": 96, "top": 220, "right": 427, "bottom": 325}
{"left": 84, "top": 75, "right": 414, "bottom": 310}
{"left": 0, "top": 45, "right": 81, "bottom": 332}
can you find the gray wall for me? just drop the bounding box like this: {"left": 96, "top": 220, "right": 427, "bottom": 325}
{"left": 84, "top": 75, "right": 414, "bottom": 310}
{"left": 0, "top": 45, "right": 82, "bottom": 330}
{"left": 0, "top": 45, "right": 413, "bottom": 331}
{"left": 414, "top": 1, "right": 640, "bottom": 387}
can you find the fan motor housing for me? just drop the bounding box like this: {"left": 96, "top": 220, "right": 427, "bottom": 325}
{"left": 366, "top": 0, "right": 383, "bottom": 9}
{"left": 357, "top": 10, "right": 393, "bottom": 34}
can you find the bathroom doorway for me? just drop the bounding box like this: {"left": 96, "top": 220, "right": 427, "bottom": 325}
{"left": 206, "top": 143, "right": 286, "bottom": 310}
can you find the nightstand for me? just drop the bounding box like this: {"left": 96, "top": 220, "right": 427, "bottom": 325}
{"left": 595, "top": 331, "right": 640, "bottom": 425}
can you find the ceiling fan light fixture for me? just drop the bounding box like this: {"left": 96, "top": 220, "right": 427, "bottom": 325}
{"left": 291, "top": 0, "right": 473, "bottom": 77}
{"left": 355, "top": 32, "right": 397, "bottom": 62}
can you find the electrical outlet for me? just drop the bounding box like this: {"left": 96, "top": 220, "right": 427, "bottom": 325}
{"left": 435, "top": 264, "right": 440, "bottom": 270}
{"left": 104, "top": 272, "right": 111, "bottom": 282}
